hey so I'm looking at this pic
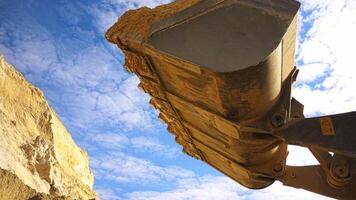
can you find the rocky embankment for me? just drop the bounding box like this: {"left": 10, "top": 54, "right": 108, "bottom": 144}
{"left": 0, "top": 54, "right": 97, "bottom": 199}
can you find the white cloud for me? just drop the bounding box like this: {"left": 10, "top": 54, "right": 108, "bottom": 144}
{"left": 297, "top": 40, "right": 335, "bottom": 65}
{"left": 287, "top": 146, "right": 319, "bottom": 166}
{"left": 0, "top": 14, "right": 58, "bottom": 81}
{"left": 91, "top": 152, "right": 195, "bottom": 184}
{"left": 124, "top": 176, "right": 331, "bottom": 200}
{"left": 90, "top": 0, "right": 172, "bottom": 33}
{"left": 1, "top": 0, "right": 161, "bottom": 133}
{"left": 294, "top": 0, "right": 356, "bottom": 116}
{"left": 94, "top": 76, "right": 155, "bottom": 130}
{"left": 297, "top": 63, "right": 331, "bottom": 83}
{"left": 131, "top": 136, "right": 179, "bottom": 158}
{"left": 110, "top": 0, "right": 172, "bottom": 8}
{"left": 90, "top": 133, "right": 179, "bottom": 158}
{"left": 93, "top": 134, "right": 130, "bottom": 149}
{"left": 97, "top": 188, "right": 120, "bottom": 200}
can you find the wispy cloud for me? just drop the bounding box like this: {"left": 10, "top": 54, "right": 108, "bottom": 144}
{"left": 124, "top": 175, "right": 331, "bottom": 200}
{"left": 131, "top": 136, "right": 180, "bottom": 158}
{"left": 91, "top": 152, "right": 194, "bottom": 185}
{"left": 96, "top": 188, "right": 121, "bottom": 200}
{"left": 0, "top": 14, "right": 57, "bottom": 82}
{"left": 91, "top": 134, "right": 179, "bottom": 158}
{"left": 90, "top": 0, "right": 172, "bottom": 34}
{"left": 92, "top": 134, "right": 130, "bottom": 149}
{"left": 0, "top": 0, "right": 160, "bottom": 133}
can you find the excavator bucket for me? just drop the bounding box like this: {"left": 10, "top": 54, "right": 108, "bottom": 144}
{"left": 107, "top": 0, "right": 300, "bottom": 123}
{"left": 106, "top": 0, "right": 356, "bottom": 199}
{"left": 107, "top": 0, "right": 356, "bottom": 198}
{"left": 107, "top": 0, "right": 300, "bottom": 190}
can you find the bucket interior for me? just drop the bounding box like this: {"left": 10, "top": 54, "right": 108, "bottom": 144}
{"left": 150, "top": 1, "right": 299, "bottom": 72}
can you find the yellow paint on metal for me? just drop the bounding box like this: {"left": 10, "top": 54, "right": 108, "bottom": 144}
{"left": 320, "top": 117, "right": 335, "bottom": 136}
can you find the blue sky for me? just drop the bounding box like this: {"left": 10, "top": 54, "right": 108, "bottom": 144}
{"left": 1, "top": 0, "right": 356, "bottom": 199}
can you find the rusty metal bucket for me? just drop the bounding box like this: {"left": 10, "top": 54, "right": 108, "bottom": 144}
{"left": 107, "top": 0, "right": 300, "bottom": 190}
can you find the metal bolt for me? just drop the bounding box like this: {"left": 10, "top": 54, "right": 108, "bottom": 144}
{"left": 334, "top": 165, "right": 350, "bottom": 179}
{"left": 271, "top": 114, "right": 285, "bottom": 128}
{"left": 291, "top": 172, "right": 296, "bottom": 178}
{"left": 273, "top": 163, "right": 283, "bottom": 172}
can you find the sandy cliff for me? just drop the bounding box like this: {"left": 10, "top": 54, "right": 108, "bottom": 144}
{"left": 0, "top": 54, "right": 97, "bottom": 199}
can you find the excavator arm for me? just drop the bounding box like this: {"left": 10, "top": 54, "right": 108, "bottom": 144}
{"left": 276, "top": 112, "right": 356, "bottom": 199}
